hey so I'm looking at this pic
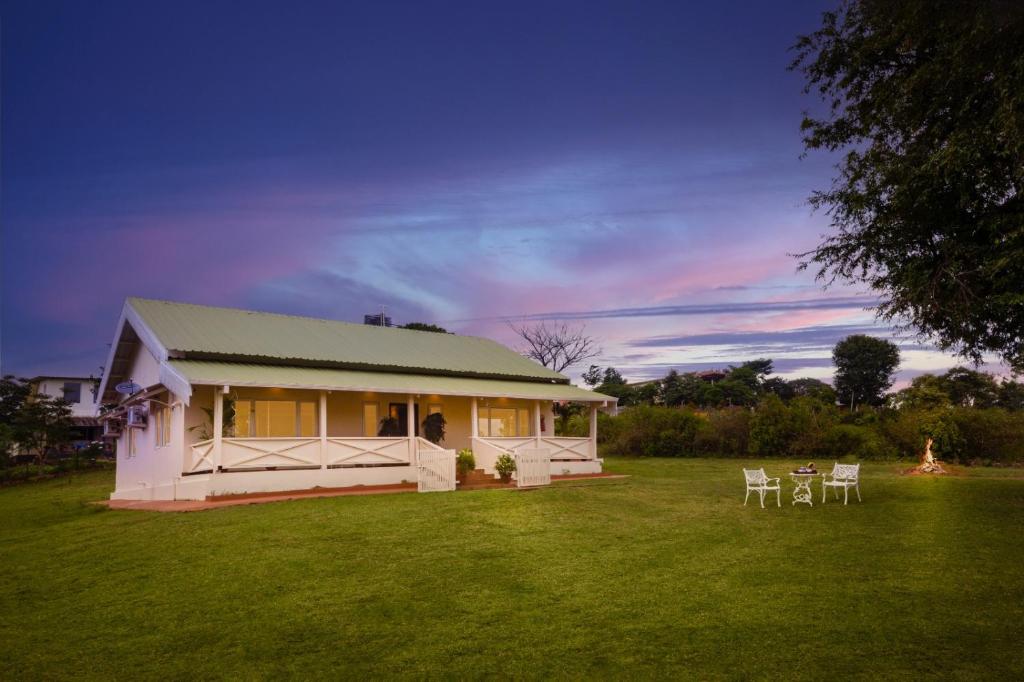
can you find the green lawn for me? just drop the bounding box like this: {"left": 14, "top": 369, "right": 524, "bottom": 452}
{"left": 2, "top": 459, "right": 1023, "bottom": 679}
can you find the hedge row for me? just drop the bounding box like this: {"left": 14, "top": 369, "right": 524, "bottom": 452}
{"left": 561, "top": 400, "right": 1024, "bottom": 464}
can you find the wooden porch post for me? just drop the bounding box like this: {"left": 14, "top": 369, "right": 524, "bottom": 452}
{"left": 470, "top": 397, "right": 479, "bottom": 439}
{"left": 319, "top": 390, "right": 328, "bottom": 470}
{"left": 589, "top": 404, "right": 598, "bottom": 460}
{"left": 407, "top": 395, "right": 416, "bottom": 464}
{"left": 533, "top": 400, "right": 542, "bottom": 448}
{"left": 212, "top": 385, "right": 226, "bottom": 472}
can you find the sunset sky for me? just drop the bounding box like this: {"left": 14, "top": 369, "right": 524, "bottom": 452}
{"left": 1, "top": 1, "right": 1002, "bottom": 385}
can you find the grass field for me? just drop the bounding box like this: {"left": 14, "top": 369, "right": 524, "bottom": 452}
{"left": 2, "top": 459, "right": 1023, "bottom": 679}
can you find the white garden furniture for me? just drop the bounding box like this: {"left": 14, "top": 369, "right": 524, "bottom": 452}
{"left": 821, "top": 463, "right": 861, "bottom": 504}
{"left": 743, "top": 468, "right": 781, "bottom": 508}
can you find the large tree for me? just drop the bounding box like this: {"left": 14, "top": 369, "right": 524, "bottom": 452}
{"left": 792, "top": 1, "right": 1024, "bottom": 369}
{"left": 832, "top": 334, "right": 901, "bottom": 408}
{"left": 508, "top": 320, "right": 600, "bottom": 373}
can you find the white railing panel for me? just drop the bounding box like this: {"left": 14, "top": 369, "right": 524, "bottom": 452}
{"left": 187, "top": 439, "right": 215, "bottom": 473}
{"left": 221, "top": 437, "right": 321, "bottom": 469}
{"left": 540, "top": 437, "right": 594, "bottom": 461}
{"left": 471, "top": 437, "right": 512, "bottom": 474}
{"left": 326, "top": 437, "right": 410, "bottom": 467}
{"left": 418, "top": 448, "right": 456, "bottom": 492}
{"left": 480, "top": 436, "right": 536, "bottom": 451}
{"left": 515, "top": 449, "right": 551, "bottom": 487}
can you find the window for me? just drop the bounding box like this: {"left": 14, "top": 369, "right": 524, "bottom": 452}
{"left": 127, "top": 428, "right": 137, "bottom": 458}
{"left": 477, "top": 406, "right": 532, "bottom": 437}
{"left": 154, "top": 404, "right": 172, "bottom": 447}
{"left": 232, "top": 400, "right": 317, "bottom": 437}
{"left": 62, "top": 382, "right": 82, "bottom": 404}
{"left": 362, "top": 403, "right": 379, "bottom": 437}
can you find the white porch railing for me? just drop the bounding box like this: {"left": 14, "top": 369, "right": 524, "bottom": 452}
{"left": 515, "top": 449, "right": 551, "bottom": 487}
{"left": 471, "top": 437, "right": 514, "bottom": 474}
{"left": 417, "top": 448, "right": 456, "bottom": 492}
{"left": 325, "top": 437, "right": 410, "bottom": 467}
{"left": 187, "top": 439, "right": 215, "bottom": 473}
{"left": 540, "top": 437, "right": 594, "bottom": 460}
{"left": 222, "top": 437, "right": 321, "bottom": 469}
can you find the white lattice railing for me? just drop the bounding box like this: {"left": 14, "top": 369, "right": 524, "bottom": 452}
{"left": 418, "top": 448, "right": 456, "bottom": 492}
{"left": 221, "top": 437, "right": 321, "bottom": 469}
{"left": 325, "top": 437, "right": 410, "bottom": 467}
{"left": 187, "top": 439, "right": 215, "bottom": 473}
{"left": 515, "top": 449, "right": 551, "bottom": 487}
{"left": 540, "top": 437, "right": 594, "bottom": 461}
{"left": 472, "top": 437, "right": 514, "bottom": 474}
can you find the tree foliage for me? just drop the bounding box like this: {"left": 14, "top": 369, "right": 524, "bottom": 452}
{"left": 400, "top": 322, "right": 449, "bottom": 333}
{"left": 792, "top": 0, "right": 1024, "bottom": 369}
{"left": 832, "top": 335, "right": 900, "bottom": 407}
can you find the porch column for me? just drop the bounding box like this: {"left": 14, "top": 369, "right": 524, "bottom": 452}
{"left": 212, "top": 385, "right": 226, "bottom": 472}
{"left": 319, "top": 391, "right": 328, "bottom": 470}
{"left": 407, "top": 395, "right": 416, "bottom": 464}
{"left": 589, "top": 404, "right": 598, "bottom": 460}
{"left": 533, "top": 400, "right": 542, "bottom": 448}
{"left": 470, "top": 397, "right": 479, "bottom": 439}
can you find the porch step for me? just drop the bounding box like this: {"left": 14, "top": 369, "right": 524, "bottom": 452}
{"left": 458, "top": 468, "right": 513, "bottom": 490}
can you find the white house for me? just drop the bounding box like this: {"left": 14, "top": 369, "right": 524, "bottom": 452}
{"left": 28, "top": 376, "right": 102, "bottom": 449}
{"left": 98, "top": 298, "right": 615, "bottom": 501}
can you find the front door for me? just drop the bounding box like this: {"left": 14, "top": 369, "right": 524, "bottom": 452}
{"left": 388, "top": 403, "right": 420, "bottom": 437}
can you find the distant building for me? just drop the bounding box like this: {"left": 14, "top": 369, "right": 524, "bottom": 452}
{"left": 363, "top": 313, "right": 393, "bottom": 327}
{"left": 28, "top": 376, "right": 102, "bottom": 450}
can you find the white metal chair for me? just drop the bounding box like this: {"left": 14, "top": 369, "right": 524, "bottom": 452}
{"left": 822, "top": 462, "right": 861, "bottom": 504}
{"left": 743, "top": 468, "right": 780, "bottom": 508}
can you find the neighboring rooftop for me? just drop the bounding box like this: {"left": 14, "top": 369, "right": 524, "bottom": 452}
{"left": 126, "top": 297, "right": 568, "bottom": 383}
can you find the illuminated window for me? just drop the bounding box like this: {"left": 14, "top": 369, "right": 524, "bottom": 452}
{"left": 362, "top": 403, "right": 379, "bottom": 437}
{"left": 234, "top": 401, "right": 251, "bottom": 438}
{"left": 299, "top": 402, "right": 317, "bottom": 437}
{"left": 233, "top": 400, "right": 317, "bottom": 437}
{"left": 477, "top": 407, "right": 530, "bottom": 437}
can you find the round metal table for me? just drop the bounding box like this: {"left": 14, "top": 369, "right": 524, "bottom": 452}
{"left": 789, "top": 472, "right": 819, "bottom": 506}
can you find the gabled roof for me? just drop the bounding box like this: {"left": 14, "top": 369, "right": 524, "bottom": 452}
{"left": 126, "top": 297, "right": 567, "bottom": 381}
{"left": 99, "top": 298, "right": 615, "bottom": 405}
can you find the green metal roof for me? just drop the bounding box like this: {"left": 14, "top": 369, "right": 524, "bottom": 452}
{"left": 169, "top": 360, "right": 615, "bottom": 403}
{"left": 128, "top": 298, "right": 567, "bottom": 382}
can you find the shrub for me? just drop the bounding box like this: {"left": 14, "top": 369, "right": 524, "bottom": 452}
{"left": 822, "top": 424, "right": 896, "bottom": 460}
{"left": 749, "top": 395, "right": 794, "bottom": 456}
{"left": 603, "top": 405, "right": 703, "bottom": 457}
{"left": 947, "top": 408, "right": 1024, "bottom": 464}
{"left": 456, "top": 448, "right": 475, "bottom": 476}
{"left": 694, "top": 408, "right": 750, "bottom": 456}
{"left": 494, "top": 453, "right": 516, "bottom": 481}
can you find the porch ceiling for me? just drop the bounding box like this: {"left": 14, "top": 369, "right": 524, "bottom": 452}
{"left": 168, "top": 360, "right": 616, "bottom": 403}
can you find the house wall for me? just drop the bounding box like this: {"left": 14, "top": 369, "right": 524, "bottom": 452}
{"left": 111, "top": 343, "right": 187, "bottom": 501}
{"left": 32, "top": 377, "right": 99, "bottom": 418}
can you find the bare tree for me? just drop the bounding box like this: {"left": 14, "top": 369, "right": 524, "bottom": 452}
{"left": 507, "top": 320, "right": 601, "bottom": 373}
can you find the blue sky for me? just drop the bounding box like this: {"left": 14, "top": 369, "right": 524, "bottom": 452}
{"left": 0, "top": 0, "right": 1001, "bottom": 385}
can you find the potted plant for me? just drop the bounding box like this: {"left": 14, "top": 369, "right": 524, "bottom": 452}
{"left": 456, "top": 448, "right": 475, "bottom": 483}
{"left": 494, "top": 452, "right": 516, "bottom": 483}
{"left": 422, "top": 412, "right": 446, "bottom": 445}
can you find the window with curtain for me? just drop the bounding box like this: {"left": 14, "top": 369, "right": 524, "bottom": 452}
{"left": 232, "top": 400, "right": 317, "bottom": 437}
{"left": 477, "top": 407, "right": 531, "bottom": 437}
{"left": 154, "top": 404, "right": 171, "bottom": 447}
